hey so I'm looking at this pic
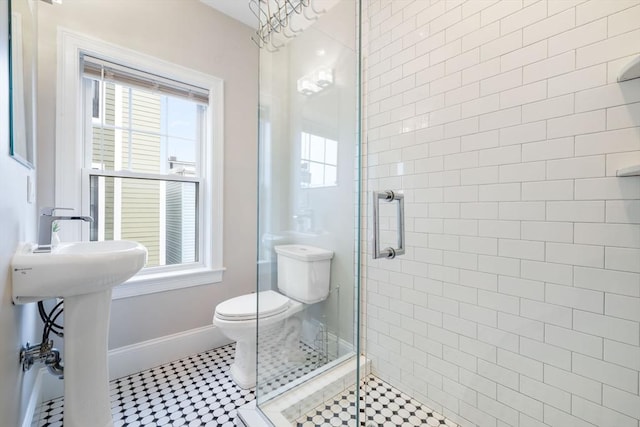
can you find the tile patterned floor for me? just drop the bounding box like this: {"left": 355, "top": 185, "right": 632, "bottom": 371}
{"left": 35, "top": 344, "right": 457, "bottom": 427}
{"left": 35, "top": 344, "right": 254, "bottom": 427}
{"left": 295, "top": 375, "right": 458, "bottom": 427}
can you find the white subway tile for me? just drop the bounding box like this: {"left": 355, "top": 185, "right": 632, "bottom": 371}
{"left": 461, "top": 303, "right": 498, "bottom": 327}
{"left": 605, "top": 294, "right": 640, "bottom": 323}
{"left": 523, "top": 51, "right": 576, "bottom": 84}
{"left": 459, "top": 400, "right": 499, "bottom": 427}
{"left": 575, "top": 352, "right": 640, "bottom": 394}
{"left": 544, "top": 365, "right": 603, "bottom": 404}
{"left": 444, "top": 218, "right": 479, "bottom": 236}
{"left": 499, "top": 161, "right": 546, "bottom": 182}
{"left": 460, "top": 269, "right": 498, "bottom": 291}
{"left": 460, "top": 367, "right": 497, "bottom": 397}
{"left": 546, "top": 283, "right": 604, "bottom": 313}
{"left": 606, "top": 151, "right": 640, "bottom": 177}
{"left": 497, "top": 385, "right": 543, "bottom": 421}
{"left": 497, "top": 348, "right": 543, "bottom": 380}
{"left": 544, "top": 405, "right": 599, "bottom": 427}
{"left": 522, "top": 137, "right": 574, "bottom": 161}
{"left": 604, "top": 339, "right": 640, "bottom": 371}
{"left": 548, "top": 155, "right": 605, "bottom": 179}
{"left": 522, "top": 180, "right": 573, "bottom": 201}
{"left": 609, "top": 4, "right": 640, "bottom": 36}
{"left": 574, "top": 266, "right": 640, "bottom": 297}
{"left": 575, "top": 177, "right": 640, "bottom": 200}
{"left": 576, "top": 81, "right": 640, "bottom": 113}
{"left": 521, "top": 299, "right": 573, "bottom": 328}
{"left": 603, "top": 386, "right": 640, "bottom": 420}
{"left": 524, "top": 7, "right": 576, "bottom": 45}
{"left": 547, "top": 201, "right": 605, "bottom": 222}
{"left": 575, "top": 127, "right": 640, "bottom": 156}
{"left": 521, "top": 221, "right": 573, "bottom": 243}
{"left": 461, "top": 94, "right": 500, "bottom": 118}
{"left": 478, "top": 145, "right": 521, "bottom": 166}
{"left": 478, "top": 219, "right": 521, "bottom": 238}
{"left": 461, "top": 166, "right": 500, "bottom": 185}
{"left": 444, "top": 185, "right": 479, "bottom": 202}
{"left": 547, "top": 110, "right": 607, "bottom": 139}
{"left": 575, "top": 223, "right": 640, "bottom": 248}
{"left": 574, "top": 309, "right": 640, "bottom": 345}
{"left": 498, "top": 275, "right": 544, "bottom": 301}
{"left": 521, "top": 259, "right": 573, "bottom": 286}
{"left": 481, "top": 0, "right": 524, "bottom": 25}
{"left": 499, "top": 121, "right": 547, "bottom": 146}
{"left": 446, "top": 82, "right": 481, "bottom": 107}
{"left": 520, "top": 337, "right": 572, "bottom": 371}
{"left": 549, "top": 64, "right": 608, "bottom": 98}
{"left": 607, "top": 102, "right": 640, "bottom": 130}
{"left": 500, "top": 81, "right": 547, "bottom": 109}
{"left": 548, "top": 0, "right": 584, "bottom": 16}
{"left": 572, "top": 396, "right": 639, "bottom": 427}
{"left": 479, "top": 183, "right": 521, "bottom": 201}
{"left": 460, "top": 129, "right": 499, "bottom": 151}
{"left": 462, "top": 57, "right": 501, "bottom": 86}
{"left": 460, "top": 203, "right": 499, "bottom": 220}
{"left": 520, "top": 377, "right": 571, "bottom": 413}
{"left": 446, "top": 48, "right": 481, "bottom": 75}
{"left": 431, "top": 105, "right": 462, "bottom": 126}
{"left": 500, "top": 0, "right": 546, "bottom": 35}
{"left": 548, "top": 18, "right": 608, "bottom": 56}
{"left": 523, "top": 95, "right": 575, "bottom": 123}
{"left": 479, "top": 107, "right": 522, "bottom": 132}
{"left": 607, "top": 200, "right": 640, "bottom": 224}
{"left": 501, "top": 40, "right": 548, "bottom": 72}
{"left": 546, "top": 242, "right": 604, "bottom": 268}
{"left": 431, "top": 5, "right": 463, "bottom": 35}
{"left": 545, "top": 324, "right": 603, "bottom": 359}
{"left": 576, "top": 0, "right": 640, "bottom": 25}
{"left": 479, "top": 254, "right": 521, "bottom": 276}
{"left": 445, "top": 282, "right": 479, "bottom": 305}
{"left": 498, "top": 201, "right": 545, "bottom": 220}
{"left": 432, "top": 40, "right": 463, "bottom": 66}
{"left": 480, "top": 68, "right": 523, "bottom": 96}
{"left": 478, "top": 289, "right": 520, "bottom": 315}
{"left": 577, "top": 29, "right": 640, "bottom": 68}
{"left": 445, "top": 117, "right": 481, "bottom": 138}
{"left": 478, "top": 358, "right": 519, "bottom": 390}
{"left": 443, "top": 313, "right": 478, "bottom": 339}
{"left": 431, "top": 72, "right": 463, "bottom": 95}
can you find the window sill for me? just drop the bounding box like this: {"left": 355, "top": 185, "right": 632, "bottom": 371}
{"left": 112, "top": 266, "right": 226, "bottom": 300}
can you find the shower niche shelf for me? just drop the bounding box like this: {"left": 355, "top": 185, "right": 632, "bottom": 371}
{"left": 617, "top": 165, "right": 640, "bottom": 177}
{"left": 618, "top": 55, "right": 640, "bottom": 82}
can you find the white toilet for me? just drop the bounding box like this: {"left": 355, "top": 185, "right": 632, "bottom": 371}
{"left": 213, "top": 244, "right": 334, "bottom": 389}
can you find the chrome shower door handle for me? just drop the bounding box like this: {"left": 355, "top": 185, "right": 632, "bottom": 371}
{"left": 372, "top": 190, "right": 405, "bottom": 260}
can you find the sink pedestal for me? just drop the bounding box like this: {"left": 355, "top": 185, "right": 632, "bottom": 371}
{"left": 64, "top": 289, "right": 114, "bottom": 427}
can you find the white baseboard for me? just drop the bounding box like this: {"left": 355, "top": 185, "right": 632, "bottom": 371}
{"left": 40, "top": 324, "right": 230, "bottom": 402}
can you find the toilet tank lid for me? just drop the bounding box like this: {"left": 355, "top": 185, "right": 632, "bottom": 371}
{"left": 274, "top": 244, "right": 334, "bottom": 261}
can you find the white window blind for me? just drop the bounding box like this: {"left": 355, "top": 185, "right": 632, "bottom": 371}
{"left": 81, "top": 54, "right": 209, "bottom": 105}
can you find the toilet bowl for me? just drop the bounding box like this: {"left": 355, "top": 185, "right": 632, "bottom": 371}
{"left": 213, "top": 245, "right": 333, "bottom": 389}
{"left": 213, "top": 290, "right": 304, "bottom": 388}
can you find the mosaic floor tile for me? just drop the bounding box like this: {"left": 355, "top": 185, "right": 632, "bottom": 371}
{"left": 295, "top": 375, "right": 458, "bottom": 427}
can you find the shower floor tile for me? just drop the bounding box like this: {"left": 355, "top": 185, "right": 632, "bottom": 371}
{"left": 295, "top": 375, "right": 459, "bottom": 427}
{"left": 35, "top": 344, "right": 254, "bottom": 427}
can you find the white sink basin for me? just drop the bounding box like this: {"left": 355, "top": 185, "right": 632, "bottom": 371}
{"left": 12, "top": 240, "right": 147, "bottom": 304}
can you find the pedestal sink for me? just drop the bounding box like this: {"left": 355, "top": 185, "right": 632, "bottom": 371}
{"left": 12, "top": 240, "right": 147, "bottom": 427}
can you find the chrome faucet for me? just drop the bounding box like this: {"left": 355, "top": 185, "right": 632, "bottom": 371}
{"left": 36, "top": 207, "right": 93, "bottom": 253}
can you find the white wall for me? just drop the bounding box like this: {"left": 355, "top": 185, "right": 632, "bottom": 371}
{"left": 37, "top": 0, "right": 258, "bottom": 349}
{"left": 364, "top": 1, "right": 640, "bottom": 426}
{"left": 0, "top": 2, "right": 39, "bottom": 425}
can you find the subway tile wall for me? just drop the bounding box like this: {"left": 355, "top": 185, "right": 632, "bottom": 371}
{"left": 363, "top": 1, "right": 640, "bottom": 426}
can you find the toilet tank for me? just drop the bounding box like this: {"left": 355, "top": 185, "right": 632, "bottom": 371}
{"left": 274, "top": 245, "right": 334, "bottom": 304}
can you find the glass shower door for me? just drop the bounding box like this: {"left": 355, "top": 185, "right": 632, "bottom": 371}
{"left": 254, "top": 1, "right": 363, "bottom": 426}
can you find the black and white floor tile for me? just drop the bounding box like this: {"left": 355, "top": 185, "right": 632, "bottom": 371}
{"left": 295, "top": 375, "right": 458, "bottom": 427}
{"left": 35, "top": 344, "right": 254, "bottom": 427}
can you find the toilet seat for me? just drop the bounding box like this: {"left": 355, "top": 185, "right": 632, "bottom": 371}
{"left": 214, "top": 290, "right": 291, "bottom": 321}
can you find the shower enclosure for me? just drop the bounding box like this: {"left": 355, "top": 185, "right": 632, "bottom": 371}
{"left": 244, "top": 1, "right": 640, "bottom": 427}
{"left": 249, "top": 0, "right": 364, "bottom": 425}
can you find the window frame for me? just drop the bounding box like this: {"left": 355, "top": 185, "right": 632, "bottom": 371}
{"left": 56, "top": 29, "right": 225, "bottom": 299}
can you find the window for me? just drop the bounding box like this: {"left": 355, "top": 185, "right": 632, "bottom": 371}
{"left": 56, "top": 30, "right": 224, "bottom": 298}
{"left": 300, "top": 131, "right": 338, "bottom": 188}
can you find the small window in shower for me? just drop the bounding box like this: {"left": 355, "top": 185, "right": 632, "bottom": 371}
{"left": 300, "top": 131, "right": 338, "bottom": 188}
